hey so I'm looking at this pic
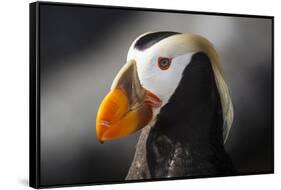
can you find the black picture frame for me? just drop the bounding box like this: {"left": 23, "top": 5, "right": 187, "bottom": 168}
{"left": 30, "top": 1, "right": 274, "bottom": 188}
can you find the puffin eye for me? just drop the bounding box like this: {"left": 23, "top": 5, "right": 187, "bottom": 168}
{"left": 158, "top": 57, "right": 172, "bottom": 70}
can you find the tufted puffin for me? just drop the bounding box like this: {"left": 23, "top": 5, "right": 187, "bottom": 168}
{"left": 96, "top": 31, "right": 235, "bottom": 179}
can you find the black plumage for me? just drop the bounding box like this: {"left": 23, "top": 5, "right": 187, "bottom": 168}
{"left": 134, "top": 31, "right": 180, "bottom": 51}
{"left": 126, "top": 52, "right": 235, "bottom": 180}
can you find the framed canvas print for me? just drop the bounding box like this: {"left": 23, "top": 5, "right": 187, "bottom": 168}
{"left": 29, "top": 1, "right": 274, "bottom": 188}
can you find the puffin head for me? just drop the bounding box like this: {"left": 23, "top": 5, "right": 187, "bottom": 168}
{"left": 96, "top": 31, "right": 233, "bottom": 144}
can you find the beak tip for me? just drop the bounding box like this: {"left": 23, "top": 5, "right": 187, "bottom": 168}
{"left": 97, "top": 135, "right": 104, "bottom": 144}
{"left": 96, "top": 130, "right": 104, "bottom": 144}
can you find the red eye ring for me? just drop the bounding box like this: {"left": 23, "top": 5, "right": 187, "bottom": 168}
{"left": 158, "top": 57, "right": 172, "bottom": 70}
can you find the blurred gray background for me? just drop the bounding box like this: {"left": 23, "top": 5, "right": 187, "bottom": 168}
{"left": 39, "top": 3, "right": 273, "bottom": 186}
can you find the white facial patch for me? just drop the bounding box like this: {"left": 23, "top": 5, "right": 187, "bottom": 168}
{"left": 127, "top": 45, "right": 194, "bottom": 107}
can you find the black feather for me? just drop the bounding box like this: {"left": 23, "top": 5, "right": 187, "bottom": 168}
{"left": 146, "top": 52, "right": 235, "bottom": 178}
{"left": 134, "top": 31, "right": 180, "bottom": 51}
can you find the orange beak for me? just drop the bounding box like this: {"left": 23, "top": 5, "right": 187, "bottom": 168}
{"left": 96, "top": 60, "right": 162, "bottom": 143}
